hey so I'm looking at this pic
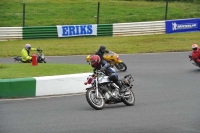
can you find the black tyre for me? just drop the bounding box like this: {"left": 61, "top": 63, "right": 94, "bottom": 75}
{"left": 86, "top": 88, "right": 105, "bottom": 110}
{"left": 115, "top": 62, "right": 127, "bottom": 71}
{"left": 121, "top": 89, "right": 135, "bottom": 106}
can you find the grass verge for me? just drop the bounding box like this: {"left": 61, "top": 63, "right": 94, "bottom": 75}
{"left": 1, "top": 32, "right": 200, "bottom": 57}
{"left": 0, "top": 63, "right": 92, "bottom": 79}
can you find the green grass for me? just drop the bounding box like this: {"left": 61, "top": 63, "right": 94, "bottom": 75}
{"left": 1, "top": 32, "right": 199, "bottom": 79}
{"left": 0, "top": 0, "right": 199, "bottom": 26}
{"left": 0, "top": 63, "right": 92, "bottom": 79}
{"left": 0, "top": 0, "right": 200, "bottom": 79}
{"left": 0, "top": 32, "right": 199, "bottom": 57}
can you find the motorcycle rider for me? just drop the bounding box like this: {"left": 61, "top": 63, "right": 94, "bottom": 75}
{"left": 95, "top": 45, "right": 109, "bottom": 61}
{"left": 189, "top": 44, "right": 200, "bottom": 65}
{"left": 90, "top": 54, "right": 125, "bottom": 93}
{"left": 21, "top": 44, "right": 41, "bottom": 63}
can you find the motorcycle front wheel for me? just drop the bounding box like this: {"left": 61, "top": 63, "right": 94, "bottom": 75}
{"left": 86, "top": 88, "right": 105, "bottom": 110}
{"left": 121, "top": 89, "right": 135, "bottom": 106}
{"left": 115, "top": 62, "right": 127, "bottom": 71}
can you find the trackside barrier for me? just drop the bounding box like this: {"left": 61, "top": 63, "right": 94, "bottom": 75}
{"left": 0, "top": 19, "right": 199, "bottom": 40}
{"left": 0, "top": 27, "right": 23, "bottom": 40}
{"left": 23, "top": 26, "right": 58, "bottom": 39}
{"left": 113, "top": 21, "right": 165, "bottom": 37}
{"left": 0, "top": 78, "right": 36, "bottom": 98}
{"left": 0, "top": 73, "right": 92, "bottom": 98}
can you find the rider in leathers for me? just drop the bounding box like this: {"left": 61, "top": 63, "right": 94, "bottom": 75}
{"left": 189, "top": 44, "right": 200, "bottom": 65}
{"left": 90, "top": 55, "right": 125, "bottom": 93}
{"left": 95, "top": 45, "right": 109, "bottom": 61}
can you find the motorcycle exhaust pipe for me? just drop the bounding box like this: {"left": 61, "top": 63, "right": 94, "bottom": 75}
{"left": 123, "top": 95, "right": 130, "bottom": 98}
{"left": 123, "top": 91, "right": 131, "bottom": 98}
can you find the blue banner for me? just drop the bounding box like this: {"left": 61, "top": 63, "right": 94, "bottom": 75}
{"left": 57, "top": 24, "right": 97, "bottom": 37}
{"left": 166, "top": 18, "right": 200, "bottom": 34}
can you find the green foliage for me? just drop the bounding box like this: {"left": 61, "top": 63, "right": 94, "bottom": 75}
{"left": 145, "top": 0, "right": 198, "bottom": 2}
{"left": 0, "top": 64, "right": 7, "bottom": 69}
{"left": 0, "top": 0, "right": 199, "bottom": 27}
{"left": 0, "top": 32, "right": 199, "bottom": 57}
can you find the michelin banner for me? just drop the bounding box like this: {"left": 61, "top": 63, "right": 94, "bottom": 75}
{"left": 57, "top": 24, "right": 97, "bottom": 37}
{"left": 166, "top": 18, "right": 200, "bottom": 34}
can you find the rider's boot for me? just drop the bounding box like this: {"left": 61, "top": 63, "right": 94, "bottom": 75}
{"left": 115, "top": 81, "right": 126, "bottom": 93}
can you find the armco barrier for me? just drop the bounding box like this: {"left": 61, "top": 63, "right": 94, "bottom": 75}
{"left": 113, "top": 21, "right": 165, "bottom": 36}
{"left": 97, "top": 24, "right": 113, "bottom": 36}
{"left": 0, "top": 27, "right": 23, "bottom": 40}
{"left": 0, "top": 73, "right": 92, "bottom": 98}
{"left": 23, "top": 26, "right": 58, "bottom": 39}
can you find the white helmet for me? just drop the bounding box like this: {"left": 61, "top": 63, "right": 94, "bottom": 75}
{"left": 25, "top": 44, "right": 31, "bottom": 51}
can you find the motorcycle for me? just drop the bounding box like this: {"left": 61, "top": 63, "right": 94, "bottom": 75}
{"left": 86, "top": 51, "right": 127, "bottom": 71}
{"left": 84, "top": 70, "right": 135, "bottom": 110}
{"left": 14, "top": 49, "right": 46, "bottom": 63}
{"left": 189, "top": 54, "right": 200, "bottom": 68}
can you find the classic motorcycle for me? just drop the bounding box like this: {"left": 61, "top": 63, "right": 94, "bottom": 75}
{"left": 84, "top": 70, "right": 135, "bottom": 110}
{"left": 189, "top": 54, "right": 200, "bottom": 68}
{"left": 14, "top": 49, "right": 46, "bottom": 63}
{"left": 86, "top": 51, "right": 127, "bottom": 71}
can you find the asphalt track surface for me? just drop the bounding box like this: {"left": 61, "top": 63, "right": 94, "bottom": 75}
{"left": 0, "top": 52, "right": 200, "bottom": 133}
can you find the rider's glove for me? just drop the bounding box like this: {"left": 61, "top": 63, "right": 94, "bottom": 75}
{"left": 37, "top": 49, "right": 42, "bottom": 52}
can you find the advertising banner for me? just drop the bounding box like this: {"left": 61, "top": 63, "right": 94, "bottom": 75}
{"left": 166, "top": 18, "right": 200, "bottom": 34}
{"left": 57, "top": 24, "right": 97, "bottom": 37}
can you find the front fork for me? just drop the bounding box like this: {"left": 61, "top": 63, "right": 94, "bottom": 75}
{"left": 95, "top": 78, "right": 99, "bottom": 98}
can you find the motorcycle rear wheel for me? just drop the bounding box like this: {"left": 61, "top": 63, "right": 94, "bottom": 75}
{"left": 86, "top": 88, "right": 105, "bottom": 110}
{"left": 115, "top": 62, "right": 127, "bottom": 71}
{"left": 121, "top": 89, "right": 135, "bottom": 106}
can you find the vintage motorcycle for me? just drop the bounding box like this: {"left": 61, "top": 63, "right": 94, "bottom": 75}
{"left": 14, "top": 49, "right": 46, "bottom": 63}
{"left": 84, "top": 70, "right": 135, "bottom": 110}
{"left": 189, "top": 54, "right": 200, "bottom": 68}
{"left": 86, "top": 51, "right": 127, "bottom": 71}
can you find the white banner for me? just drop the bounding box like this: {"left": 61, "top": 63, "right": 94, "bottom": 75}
{"left": 57, "top": 24, "right": 97, "bottom": 37}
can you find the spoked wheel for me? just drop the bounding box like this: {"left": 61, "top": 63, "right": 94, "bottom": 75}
{"left": 121, "top": 89, "right": 135, "bottom": 106}
{"left": 86, "top": 88, "right": 105, "bottom": 110}
{"left": 115, "top": 62, "right": 127, "bottom": 71}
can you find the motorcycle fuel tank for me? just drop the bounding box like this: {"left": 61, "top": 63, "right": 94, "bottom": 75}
{"left": 98, "top": 76, "right": 111, "bottom": 84}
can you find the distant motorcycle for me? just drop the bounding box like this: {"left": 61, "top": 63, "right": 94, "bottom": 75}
{"left": 86, "top": 51, "right": 127, "bottom": 71}
{"left": 189, "top": 54, "right": 200, "bottom": 68}
{"left": 14, "top": 50, "right": 46, "bottom": 63}
{"left": 84, "top": 70, "right": 135, "bottom": 110}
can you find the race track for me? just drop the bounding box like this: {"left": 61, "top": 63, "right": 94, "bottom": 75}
{"left": 0, "top": 52, "right": 200, "bottom": 133}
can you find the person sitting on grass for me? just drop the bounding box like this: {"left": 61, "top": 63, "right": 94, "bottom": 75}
{"left": 21, "top": 44, "right": 40, "bottom": 63}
